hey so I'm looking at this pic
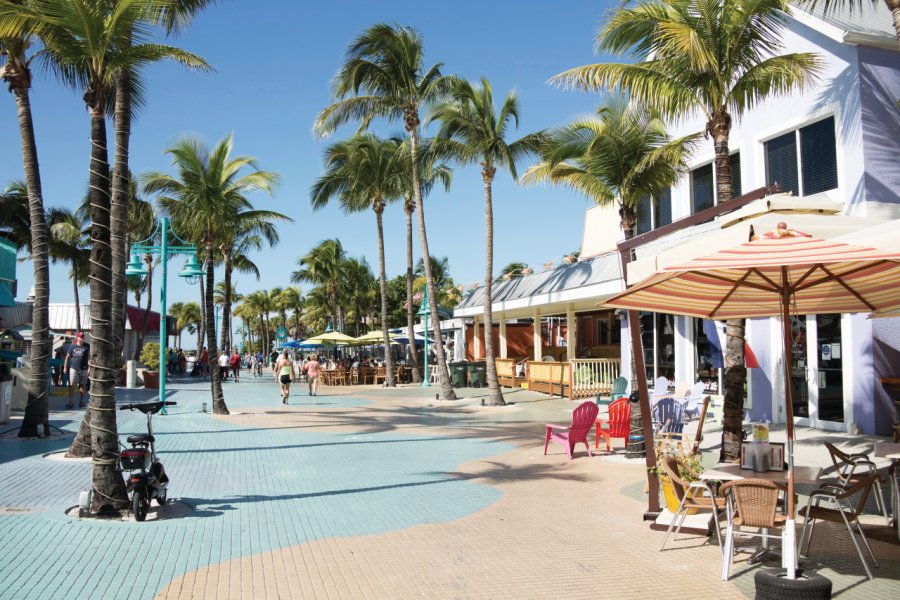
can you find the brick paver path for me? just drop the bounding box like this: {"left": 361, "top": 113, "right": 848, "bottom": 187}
{"left": 1, "top": 377, "right": 898, "bottom": 599}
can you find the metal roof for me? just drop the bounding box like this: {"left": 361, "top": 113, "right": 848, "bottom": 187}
{"left": 455, "top": 251, "right": 623, "bottom": 312}
{"left": 48, "top": 303, "right": 92, "bottom": 332}
{"left": 0, "top": 302, "right": 33, "bottom": 329}
{"left": 791, "top": 3, "right": 898, "bottom": 48}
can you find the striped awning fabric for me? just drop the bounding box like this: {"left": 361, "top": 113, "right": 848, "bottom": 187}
{"left": 607, "top": 235, "right": 900, "bottom": 319}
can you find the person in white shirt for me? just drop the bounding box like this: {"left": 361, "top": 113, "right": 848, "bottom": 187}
{"left": 218, "top": 351, "right": 229, "bottom": 379}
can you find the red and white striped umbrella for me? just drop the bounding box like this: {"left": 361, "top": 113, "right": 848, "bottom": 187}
{"left": 606, "top": 228, "right": 900, "bottom": 577}
{"left": 609, "top": 233, "right": 900, "bottom": 319}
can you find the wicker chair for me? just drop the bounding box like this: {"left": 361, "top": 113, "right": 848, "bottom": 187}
{"left": 799, "top": 472, "right": 880, "bottom": 580}
{"left": 719, "top": 479, "right": 787, "bottom": 581}
{"left": 658, "top": 455, "right": 725, "bottom": 552}
{"left": 824, "top": 442, "right": 888, "bottom": 523}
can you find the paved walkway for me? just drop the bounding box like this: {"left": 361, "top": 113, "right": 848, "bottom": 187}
{"left": 0, "top": 376, "right": 898, "bottom": 599}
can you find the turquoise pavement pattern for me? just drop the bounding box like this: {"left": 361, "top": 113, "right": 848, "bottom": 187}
{"left": 0, "top": 378, "right": 507, "bottom": 599}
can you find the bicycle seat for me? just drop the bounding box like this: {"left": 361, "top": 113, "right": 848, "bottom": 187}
{"left": 127, "top": 434, "right": 154, "bottom": 444}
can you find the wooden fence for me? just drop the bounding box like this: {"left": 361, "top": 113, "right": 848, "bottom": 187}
{"left": 525, "top": 361, "right": 571, "bottom": 398}
{"left": 570, "top": 358, "right": 621, "bottom": 400}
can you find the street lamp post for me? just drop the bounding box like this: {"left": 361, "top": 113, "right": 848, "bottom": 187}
{"left": 417, "top": 289, "right": 431, "bottom": 388}
{"left": 126, "top": 217, "right": 203, "bottom": 414}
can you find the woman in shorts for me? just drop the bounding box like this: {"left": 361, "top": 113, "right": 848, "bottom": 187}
{"left": 305, "top": 354, "right": 321, "bottom": 397}
{"left": 274, "top": 350, "right": 295, "bottom": 404}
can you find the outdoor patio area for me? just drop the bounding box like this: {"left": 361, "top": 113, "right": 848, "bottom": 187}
{"left": 0, "top": 377, "right": 898, "bottom": 599}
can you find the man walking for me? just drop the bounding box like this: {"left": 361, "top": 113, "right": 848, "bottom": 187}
{"left": 63, "top": 333, "right": 90, "bottom": 408}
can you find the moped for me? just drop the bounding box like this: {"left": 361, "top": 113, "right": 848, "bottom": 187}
{"left": 118, "top": 400, "right": 176, "bottom": 521}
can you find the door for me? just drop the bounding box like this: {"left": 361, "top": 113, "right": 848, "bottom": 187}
{"left": 792, "top": 314, "right": 845, "bottom": 430}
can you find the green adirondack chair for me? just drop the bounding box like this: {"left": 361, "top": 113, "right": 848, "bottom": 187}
{"left": 596, "top": 376, "right": 628, "bottom": 406}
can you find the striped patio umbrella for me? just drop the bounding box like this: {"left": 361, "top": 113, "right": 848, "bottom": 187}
{"left": 605, "top": 227, "right": 900, "bottom": 578}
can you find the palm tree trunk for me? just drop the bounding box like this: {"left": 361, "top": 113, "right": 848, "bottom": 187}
{"left": 220, "top": 251, "right": 233, "bottom": 352}
{"left": 85, "top": 102, "right": 128, "bottom": 511}
{"left": 481, "top": 171, "right": 504, "bottom": 406}
{"left": 74, "top": 278, "right": 82, "bottom": 334}
{"left": 374, "top": 203, "right": 395, "bottom": 386}
{"left": 404, "top": 199, "right": 421, "bottom": 383}
{"left": 406, "top": 122, "right": 455, "bottom": 399}
{"left": 198, "top": 277, "right": 206, "bottom": 350}
{"left": 205, "top": 237, "right": 228, "bottom": 414}
{"left": 9, "top": 71, "right": 51, "bottom": 437}
{"left": 111, "top": 66, "right": 132, "bottom": 365}
{"left": 709, "top": 110, "right": 745, "bottom": 462}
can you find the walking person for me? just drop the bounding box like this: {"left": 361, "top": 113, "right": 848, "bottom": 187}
{"left": 306, "top": 354, "right": 321, "bottom": 397}
{"left": 218, "top": 350, "right": 229, "bottom": 380}
{"left": 230, "top": 348, "right": 242, "bottom": 383}
{"left": 199, "top": 346, "right": 209, "bottom": 379}
{"left": 63, "top": 333, "right": 90, "bottom": 408}
{"left": 275, "top": 350, "right": 295, "bottom": 404}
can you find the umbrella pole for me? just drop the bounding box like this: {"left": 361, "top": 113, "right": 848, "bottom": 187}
{"left": 781, "top": 267, "right": 798, "bottom": 579}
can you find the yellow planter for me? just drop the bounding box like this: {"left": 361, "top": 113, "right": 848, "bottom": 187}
{"left": 661, "top": 478, "right": 697, "bottom": 514}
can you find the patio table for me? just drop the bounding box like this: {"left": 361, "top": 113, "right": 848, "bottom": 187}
{"left": 700, "top": 463, "right": 822, "bottom": 567}
{"left": 874, "top": 442, "right": 900, "bottom": 541}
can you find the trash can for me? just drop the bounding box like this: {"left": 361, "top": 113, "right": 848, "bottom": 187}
{"left": 449, "top": 362, "right": 468, "bottom": 388}
{"left": 467, "top": 362, "right": 486, "bottom": 388}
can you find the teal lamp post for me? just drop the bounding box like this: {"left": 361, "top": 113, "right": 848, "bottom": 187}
{"left": 417, "top": 289, "right": 431, "bottom": 387}
{"left": 127, "top": 217, "right": 202, "bottom": 414}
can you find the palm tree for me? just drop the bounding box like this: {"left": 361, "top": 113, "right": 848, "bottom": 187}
{"left": 399, "top": 139, "right": 451, "bottom": 383}
{"left": 276, "top": 286, "right": 304, "bottom": 340}
{"left": 110, "top": 0, "right": 213, "bottom": 367}
{"left": 341, "top": 257, "right": 375, "bottom": 336}
{"left": 3, "top": 0, "right": 210, "bottom": 510}
{"left": 0, "top": 4, "right": 51, "bottom": 438}
{"left": 144, "top": 134, "right": 278, "bottom": 415}
{"left": 292, "top": 239, "right": 347, "bottom": 332}
{"left": 552, "top": 0, "right": 822, "bottom": 461}
{"left": 312, "top": 134, "right": 406, "bottom": 385}
{"left": 498, "top": 262, "right": 531, "bottom": 281}
{"left": 47, "top": 208, "right": 90, "bottom": 334}
{"left": 524, "top": 101, "right": 698, "bottom": 240}
{"left": 430, "top": 77, "right": 542, "bottom": 406}
{"left": 177, "top": 300, "right": 202, "bottom": 351}
{"left": 314, "top": 24, "right": 457, "bottom": 400}
{"left": 218, "top": 207, "right": 289, "bottom": 353}
{"left": 243, "top": 289, "right": 275, "bottom": 352}
{"left": 0, "top": 181, "right": 31, "bottom": 251}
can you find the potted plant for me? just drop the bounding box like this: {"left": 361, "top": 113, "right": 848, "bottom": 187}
{"left": 140, "top": 343, "right": 160, "bottom": 389}
{"left": 650, "top": 451, "right": 704, "bottom": 513}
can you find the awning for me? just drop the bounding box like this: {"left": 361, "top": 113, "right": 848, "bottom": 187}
{"left": 125, "top": 305, "right": 175, "bottom": 333}
{"left": 0, "top": 281, "right": 14, "bottom": 307}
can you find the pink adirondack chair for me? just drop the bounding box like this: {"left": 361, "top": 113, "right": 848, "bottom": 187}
{"left": 544, "top": 401, "right": 599, "bottom": 459}
{"left": 595, "top": 397, "right": 631, "bottom": 451}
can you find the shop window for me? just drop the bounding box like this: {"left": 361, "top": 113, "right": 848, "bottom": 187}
{"left": 765, "top": 116, "right": 837, "bottom": 197}
{"left": 692, "top": 164, "right": 714, "bottom": 213}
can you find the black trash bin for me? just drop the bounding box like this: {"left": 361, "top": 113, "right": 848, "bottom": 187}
{"left": 467, "top": 362, "right": 486, "bottom": 388}
{"left": 449, "top": 362, "right": 468, "bottom": 388}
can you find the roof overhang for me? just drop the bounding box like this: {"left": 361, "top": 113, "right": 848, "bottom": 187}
{"left": 454, "top": 278, "right": 623, "bottom": 320}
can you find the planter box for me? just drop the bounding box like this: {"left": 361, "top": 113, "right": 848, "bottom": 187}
{"left": 143, "top": 371, "right": 159, "bottom": 390}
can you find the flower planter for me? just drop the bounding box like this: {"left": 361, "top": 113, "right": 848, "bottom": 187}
{"left": 661, "top": 478, "right": 697, "bottom": 514}
{"left": 143, "top": 371, "right": 159, "bottom": 390}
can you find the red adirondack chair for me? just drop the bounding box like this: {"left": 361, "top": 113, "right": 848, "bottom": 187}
{"left": 595, "top": 397, "right": 631, "bottom": 451}
{"left": 544, "top": 401, "right": 599, "bottom": 459}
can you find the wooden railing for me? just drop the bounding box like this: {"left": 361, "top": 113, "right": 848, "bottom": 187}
{"left": 570, "top": 358, "right": 621, "bottom": 399}
{"left": 526, "top": 361, "right": 571, "bottom": 398}
{"left": 495, "top": 358, "right": 517, "bottom": 387}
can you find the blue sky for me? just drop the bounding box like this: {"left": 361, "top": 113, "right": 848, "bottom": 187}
{"left": 2, "top": 0, "right": 619, "bottom": 310}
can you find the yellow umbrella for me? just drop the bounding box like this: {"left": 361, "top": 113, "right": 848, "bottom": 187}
{"left": 354, "top": 330, "right": 400, "bottom": 345}
{"left": 303, "top": 331, "right": 357, "bottom": 346}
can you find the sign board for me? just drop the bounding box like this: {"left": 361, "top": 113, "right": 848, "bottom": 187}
{"left": 276, "top": 326, "right": 288, "bottom": 341}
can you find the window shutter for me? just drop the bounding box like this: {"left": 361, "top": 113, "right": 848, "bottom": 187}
{"left": 636, "top": 196, "right": 652, "bottom": 235}
{"left": 655, "top": 188, "right": 672, "bottom": 227}
{"left": 692, "top": 164, "right": 714, "bottom": 213}
{"left": 800, "top": 117, "right": 838, "bottom": 195}
{"left": 765, "top": 132, "right": 799, "bottom": 195}
{"left": 730, "top": 153, "right": 742, "bottom": 198}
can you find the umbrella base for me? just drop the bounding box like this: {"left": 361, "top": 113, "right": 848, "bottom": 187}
{"left": 754, "top": 568, "right": 831, "bottom": 600}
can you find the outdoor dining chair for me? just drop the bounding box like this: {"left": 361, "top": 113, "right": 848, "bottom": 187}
{"left": 719, "top": 479, "right": 787, "bottom": 581}
{"left": 595, "top": 397, "right": 631, "bottom": 451}
{"left": 658, "top": 455, "right": 725, "bottom": 553}
{"left": 597, "top": 376, "right": 628, "bottom": 406}
{"left": 824, "top": 442, "right": 889, "bottom": 523}
{"left": 799, "top": 471, "right": 881, "bottom": 580}
{"left": 683, "top": 382, "right": 707, "bottom": 421}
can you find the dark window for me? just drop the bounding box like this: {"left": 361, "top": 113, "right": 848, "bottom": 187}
{"left": 766, "top": 131, "right": 799, "bottom": 195}
{"left": 636, "top": 196, "right": 652, "bottom": 235}
{"left": 730, "top": 153, "right": 742, "bottom": 198}
{"left": 655, "top": 188, "right": 672, "bottom": 227}
{"left": 800, "top": 117, "right": 838, "bottom": 195}
{"left": 692, "top": 164, "right": 714, "bottom": 213}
